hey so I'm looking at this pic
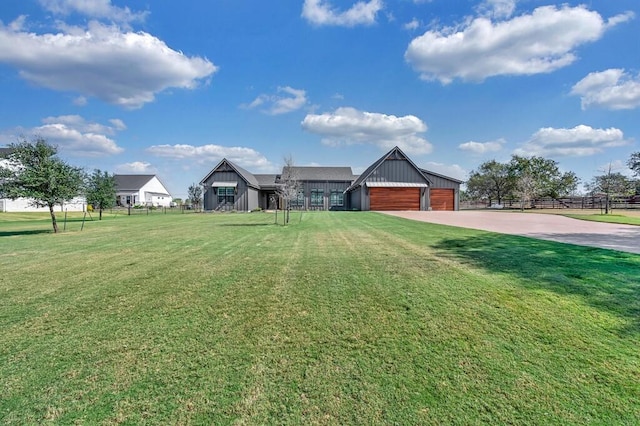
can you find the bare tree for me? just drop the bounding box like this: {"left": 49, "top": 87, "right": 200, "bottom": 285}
{"left": 276, "top": 155, "right": 301, "bottom": 225}
{"left": 514, "top": 173, "right": 536, "bottom": 211}
{"left": 587, "top": 163, "right": 634, "bottom": 214}
{"left": 188, "top": 183, "right": 203, "bottom": 211}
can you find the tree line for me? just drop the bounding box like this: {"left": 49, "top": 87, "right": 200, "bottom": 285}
{"left": 466, "top": 153, "right": 640, "bottom": 211}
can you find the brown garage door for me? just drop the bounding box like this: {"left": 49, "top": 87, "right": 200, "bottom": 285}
{"left": 370, "top": 187, "right": 420, "bottom": 210}
{"left": 430, "top": 189, "right": 454, "bottom": 211}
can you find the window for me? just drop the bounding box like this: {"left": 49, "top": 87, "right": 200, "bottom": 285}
{"left": 311, "top": 189, "right": 324, "bottom": 207}
{"left": 330, "top": 190, "right": 344, "bottom": 207}
{"left": 290, "top": 190, "right": 304, "bottom": 208}
{"left": 217, "top": 187, "right": 235, "bottom": 204}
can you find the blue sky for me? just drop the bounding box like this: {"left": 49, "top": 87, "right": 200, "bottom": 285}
{"left": 1, "top": 0, "right": 639, "bottom": 199}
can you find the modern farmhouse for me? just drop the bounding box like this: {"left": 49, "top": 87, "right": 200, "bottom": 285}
{"left": 200, "top": 146, "right": 462, "bottom": 212}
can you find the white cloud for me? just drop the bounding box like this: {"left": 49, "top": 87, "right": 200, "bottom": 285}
{"left": 424, "top": 162, "right": 467, "bottom": 181}
{"left": 476, "top": 0, "right": 516, "bottom": 19}
{"left": 1, "top": 115, "right": 125, "bottom": 156}
{"left": 459, "top": 138, "right": 505, "bottom": 154}
{"left": 405, "top": 5, "right": 631, "bottom": 84}
{"left": 302, "top": 0, "right": 383, "bottom": 27}
{"left": 571, "top": 69, "right": 640, "bottom": 110}
{"left": 301, "top": 107, "right": 433, "bottom": 155}
{"left": 514, "top": 125, "right": 631, "bottom": 157}
{"left": 403, "top": 18, "right": 420, "bottom": 31}
{"left": 146, "top": 144, "right": 274, "bottom": 171}
{"left": 39, "top": 0, "right": 148, "bottom": 24}
{"left": 243, "top": 86, "right": 307, "bottom": 115}
{"left": 0, "top": 20, "right": 217, "bottom": 109}
{"left": 115, "top": 161, "right": 156, "bottom": 174}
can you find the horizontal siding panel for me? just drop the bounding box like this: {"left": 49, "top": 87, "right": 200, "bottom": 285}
{"left": 370, "top": 187, "right": 419, "bottom": 211}
{"left": 430, "top": 189, "right": 454, "bottom": 211}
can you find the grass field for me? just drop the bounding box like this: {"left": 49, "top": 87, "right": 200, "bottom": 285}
{"left": 1, "top": 211, "right": 639, "bottom": 424}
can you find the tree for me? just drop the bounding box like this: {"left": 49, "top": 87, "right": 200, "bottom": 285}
{"left": 466, "top": 160, "right": 512, "bottom": 205}
{"left": 628, "top": 152, "right": 640, "bottom": 177}
{"left": 0, "top": 138, "right": 84, "bottom": 233}
{"left": 276, "top": 155, "right": 301, "bottom": 224}
{"left": 508, "top": 155, "right": 579, "bottom": 205}
{"left": 188, "top": 183, "right": 202, "bottom": 211}
{"left": 587, "top": 164, "right": 634, "bottom": 214}
{"left": 85, "top": 169, "right": 116, "bottom": 220}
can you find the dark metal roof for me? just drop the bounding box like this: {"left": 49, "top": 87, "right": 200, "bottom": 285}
{"left": 282, "top": 166, "right": 354, "bottom": 181}
{"left": 346, "top": 146, "right": 431, "bottom": 191}
{"left": 253, "top": 174, "right": 279, "bottom": 186}
{"left": 114, "top": 174, "right": 155, "bottom": 191}
{"left": 420, "top": 169, "right": 464, "bottom": 184}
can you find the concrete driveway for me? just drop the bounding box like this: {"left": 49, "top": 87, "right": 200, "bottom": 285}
{"left": 383, "top": 211, "right": 640, "bottom": 255}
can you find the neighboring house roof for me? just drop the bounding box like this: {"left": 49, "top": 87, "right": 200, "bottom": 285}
{"left": 282, "top": 166, "right": 355, "bottom": 181}
{"left": 420, "top": 169, "right": 464, "bottom": 184}
{"left": 200, "top": 159, "right": 261, "bottom": 189}
{"left": 114, "top": 174, "right": 156, "bottom": 191}
{"left": 346, "top": 146, "right": 432, "bottom": 191}
{"left": 114, "top": 174, "right": 171, "bottom": 196}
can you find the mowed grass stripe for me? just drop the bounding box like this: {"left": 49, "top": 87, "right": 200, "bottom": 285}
{"left": 0, "top": 211, "right": 639, "bottom": 424}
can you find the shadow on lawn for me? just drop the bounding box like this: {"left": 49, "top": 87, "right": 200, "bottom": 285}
{"left": 433, "top": 233, "right": 640, "bottom": 336}
{"left": 0, "top": 229, "right": 52, "bottom": 237}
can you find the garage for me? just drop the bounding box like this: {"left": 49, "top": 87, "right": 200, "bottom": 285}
{"left": 430, "top": 188, "right": 455, "bottom": 211}
{"left": 370, "top": 187, "right": 420, "bottom": 211}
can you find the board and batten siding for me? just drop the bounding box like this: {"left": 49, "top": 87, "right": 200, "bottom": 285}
{"left": 366, "top": 159, "right": 427, "bottom": 184}
{"left": 297, "top": 181, "right": 351, "bottom": 210}
{"left": 202, "top": 170, "right": 258, "bottom": 211}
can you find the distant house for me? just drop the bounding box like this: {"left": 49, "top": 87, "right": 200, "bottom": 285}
{"left": 114, "top": 174, "right": 172, "bottom": 207}
{"left": 199, "top": 146, "right": 462, "bottom": 211}
{"left": 0, "top": 147, "right": 86, "bottom": 212}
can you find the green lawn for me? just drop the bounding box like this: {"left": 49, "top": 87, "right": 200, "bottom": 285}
{"left": 565, "top": 213, "right": 640, "bottom": 226}
{"left": 1, "top": 212, "right": 639, "bottom": 424}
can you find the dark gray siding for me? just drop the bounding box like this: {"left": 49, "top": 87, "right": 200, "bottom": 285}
{"left": 348, "top": 188, "right": 362, "bottom": 210}
{"left": 364, "top": 159, "right": 427, "bottom": 184}
{"left": 424, "top": 173, "right": 459, "bottom": 189}
{"left": 295, "top": 180, "right": 351, "bottom": 210}
{"left": 202, "top": 170, "right": 258, "bottom": 211}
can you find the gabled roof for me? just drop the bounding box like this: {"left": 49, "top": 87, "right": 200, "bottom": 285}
{"left": 114, "top": 174, "right": 156, "bottom": 191}
{"left": 200, "top": 158, "right": 260, "bottom": 189}
{"left": 420, "top": 168, "right": 464, "bottom": 184}
{"left": 282, "top": 166, "right": 354, "bottom": 181}
{"left": 346, "top": 146, "right": 431, "bottom": 191}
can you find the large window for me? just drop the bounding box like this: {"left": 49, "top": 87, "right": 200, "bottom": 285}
{"left": 311, "top": 189, "right": 324, "bottom": 207}
{"left": 290, "top": 190, "right": 304, "bottom": 208}
{"left": 330, "top": 190, "right": 344, "bottom": 207}
{"left": 217, "top": 187, "right": 235, "bottom": 204}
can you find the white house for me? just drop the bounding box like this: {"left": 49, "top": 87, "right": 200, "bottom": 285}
{"left": 114, "top": 174, "right": 172, "bottom": 207}
{"left": 0, "top": 197, "right": 86, "bottom": 213}
{"left": 0, "top": 147, "right": 87, "bottom": 212}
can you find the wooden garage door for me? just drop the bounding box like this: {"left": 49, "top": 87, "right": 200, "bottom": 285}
{"left": 370, "top": 187, "right": 420, "bottom": 211}
{"left": 430, "top": 189, "right": 454, "bottom": 211}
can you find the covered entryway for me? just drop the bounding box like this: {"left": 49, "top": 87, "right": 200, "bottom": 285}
{"left": 430, "top": 189, "right": 455, "bottom": 211}
{"left": 370, "top": 187, "right": 420, "bottom": 211}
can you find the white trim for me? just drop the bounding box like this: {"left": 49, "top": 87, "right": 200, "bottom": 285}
{"left": 211, "top": 181, "right": 238, "bottom": 187}
{"left": 366, "top": 182, "right": 428, "bottom": 188}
